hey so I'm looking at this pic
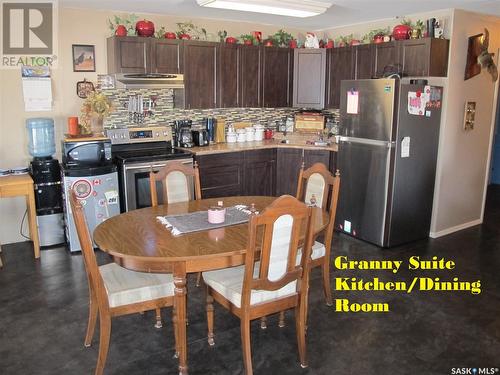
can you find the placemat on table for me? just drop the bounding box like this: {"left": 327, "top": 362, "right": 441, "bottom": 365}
{"left": 157, "top": 205, "right": 256, "bottom": 236}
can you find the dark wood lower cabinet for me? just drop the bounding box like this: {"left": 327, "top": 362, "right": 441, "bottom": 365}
{"left": 196, "top": 152, "right": 243, "bottom": 199}
{"left": 276, "top": 149, "right": 304, "bottom": 197}
{"left": 304, "top": 150, "right": 330, "bottom": 169}
{"left": 197, "top": 149, "right": 276, "bottom": 198}
{"left": 198, "top": 148, "right": 335, "bottom": 198}
{"left": 243, "top": 149, "right": 276, "bottom": 196}
{"left": 277, "top": 149, "right": 333, "bottom": 196}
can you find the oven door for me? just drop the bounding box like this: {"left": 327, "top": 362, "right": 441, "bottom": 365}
{"left": 122, "top": 158, "right": 194, "bottom": 211}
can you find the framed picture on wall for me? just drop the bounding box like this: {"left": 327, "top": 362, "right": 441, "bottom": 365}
{"left": 72, "top": 44, "right": 96, "bottom": 72}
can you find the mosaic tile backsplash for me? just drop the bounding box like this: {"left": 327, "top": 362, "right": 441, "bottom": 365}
{"left": 102, "top": 87, "right": 339, "bottom": 129}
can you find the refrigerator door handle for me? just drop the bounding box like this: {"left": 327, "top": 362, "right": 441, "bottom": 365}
{"left": 338, "top": 136, "right": 396, "bottom": 148}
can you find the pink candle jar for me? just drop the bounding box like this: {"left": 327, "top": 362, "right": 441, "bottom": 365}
{"left": 208, "top": 206, "right": 226, "bottom": 224}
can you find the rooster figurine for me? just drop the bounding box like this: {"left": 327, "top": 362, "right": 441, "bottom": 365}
{"left": 478, "top": 28, "right": 498, "bottom": 82}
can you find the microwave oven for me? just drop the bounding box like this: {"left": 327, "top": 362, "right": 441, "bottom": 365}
{"left": 62, "top": 139, "right": 112, "bottom": 167}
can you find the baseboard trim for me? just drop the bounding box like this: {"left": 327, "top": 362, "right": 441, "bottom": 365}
{"left": 429, "top": 219, "right": 482, "bottom": 238}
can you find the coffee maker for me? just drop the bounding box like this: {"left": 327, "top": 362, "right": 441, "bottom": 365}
{"left": 173, "top": 119, "right": 194, "bottom": 148}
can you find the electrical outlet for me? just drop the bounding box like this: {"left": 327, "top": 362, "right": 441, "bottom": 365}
{"left": 463, "top": 101, "right": 476, "bottom": 131}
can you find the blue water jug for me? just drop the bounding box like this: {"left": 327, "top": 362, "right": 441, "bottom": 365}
{"left": 26, "top": 118, "right": 55, "bottom": 158}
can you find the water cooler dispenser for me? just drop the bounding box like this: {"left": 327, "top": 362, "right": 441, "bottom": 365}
{"left": 26, "top": 118, "right": 65, "bottom": 246}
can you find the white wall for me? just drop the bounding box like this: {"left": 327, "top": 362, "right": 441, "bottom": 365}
{"left": 0, "top": 7, "right": 306, "bottom": 245}
{"left": 430, "top": 9, "right": 500, "bottom": 236}
{"left": 317, "top": 9, "right": 453, "bottom": 41}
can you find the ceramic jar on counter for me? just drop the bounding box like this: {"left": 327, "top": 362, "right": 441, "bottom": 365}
{"left": 236, "top": 129, "right": 246, "bottom": 143}
{"left": 254, "top": 125, "right": 264, "bottom": 141}
{"left": 226, "top": 126, "right": 237, "bottom": 143}
{"left": 245, "top": 127, "right": 255, "bottom": 142}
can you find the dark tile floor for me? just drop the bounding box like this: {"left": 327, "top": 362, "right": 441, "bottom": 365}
{"left": 1, "top": 186, "right": 500, "bottom": 375}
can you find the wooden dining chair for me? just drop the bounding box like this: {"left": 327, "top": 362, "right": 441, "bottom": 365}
{"left": 202, "top": 195, "right": 316, "bottom": 374}
{"left": 260, "top": 163, "right": 340, "bottom": 330}
{"left": 150, "top": 160, "right": 203, "bottom": 286}
{"left": 149, "top": 160, "right": 202, "bottom": 206}
{"left": 296, "top": 162, "right": 340, "bottom": 307}
{"left": 69, "top": 191, "right": 177, "bottom": 375}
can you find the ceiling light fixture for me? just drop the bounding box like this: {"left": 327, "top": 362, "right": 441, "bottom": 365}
{"left": 196, "top": 0, "right": 331, "bottom": 18}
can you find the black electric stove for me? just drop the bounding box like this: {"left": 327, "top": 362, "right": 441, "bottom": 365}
{"left": 112, "top": 142, "right": 191, "bottom": 164}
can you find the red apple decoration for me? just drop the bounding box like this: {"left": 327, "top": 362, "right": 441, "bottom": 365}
{"left": 325, "top": 40, "right": 334, "bottom": 49}
{"left": 164, "top": 32, "right": 176, "bottom": 39}
{"left": 264, "top": 39, "right": 273, "bottom": 47}
{"left": 289, "top": 39, "right": 298, "bottom": 48}
{"left": 350, "top": 39, "right": 361, "bottom": 46}
{"left": 178, "top": 33, "right": 191, "bottom": 40}
{"left": 225, "top": 37, "right": 237, "bottom": 44}
{"left": 243, "top": 39, "right": 253, "bottom": 46}
{"left": 392, "top": 24, "right": 411, "bottom": 40}
{"left": 115, "top": 25, "right": 127, "bottom": 37}
{"left": 373, "top": 34, "right": 385, "bottom": 44}
{"left": 337, "top": 42, "right": 345, "bottom": 48}
{"left": 135, "top": 20, "right": 155, "bottom": 37}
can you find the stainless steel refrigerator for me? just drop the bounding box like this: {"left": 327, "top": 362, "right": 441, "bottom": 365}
{"left": 336, "top": 79, "right": 443, "bottom": 247}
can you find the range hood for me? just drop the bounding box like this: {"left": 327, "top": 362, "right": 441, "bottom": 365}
{"left": 115, "top": 73, "right": 184, "bottom": 89}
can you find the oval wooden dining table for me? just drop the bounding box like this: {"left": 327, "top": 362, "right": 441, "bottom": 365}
{"left": 93, "top": 196, "right": 329, "bottom": 375}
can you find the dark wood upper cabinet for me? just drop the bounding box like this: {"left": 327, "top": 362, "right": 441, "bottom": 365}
{"left": 374, "top": 41, "right": 399, "bottom": 78}
{"left": 374, "top": 38, "right": 449, "bottom": 78}
{"left": 107, "top": 36, "right": 151, "bottom": 74}
{"left": 325, "top": 47, "right": 354, "bottom": 109}
{"left": 107, "top": 36, "right": 181, "bottom": 74}
{"left": 399, "top": 38, "right": 449, "bottom": 77}
{"left": 239, "top": 45, "right": 262, "bottom": 108}
{"left": 293, "top": 49, "right": 326, "bottom": 109}
{"left": 261, "top": 47, "right": 293, "bottom": 108}
{"left": 152, "top": 39, "right": 182, "bottom": 74}
{"left": 218, "top": 44, "right": 240, "bottom": 108}
{"left": 355, "top": 44, "right": 375, "bottom": 79}
{"left": 183, "top": 41, "right": 218, "bottom": 109}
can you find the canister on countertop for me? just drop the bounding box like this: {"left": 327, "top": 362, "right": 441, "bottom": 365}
{"left": 254, "top": 125, "right": 264, "bottom": 141}
{"left": 236, "top": 129, "right": 246, "bottom": 142}
{"left": 205, "top": 117, "right": 216, "bottom": 142}
{"left": 245, "top": 127, "right": 255, "bottom": 142}
{"left": 215, "top": 119, "right": 226, "bottom": 143}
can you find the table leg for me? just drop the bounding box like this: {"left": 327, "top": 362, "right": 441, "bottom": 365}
{"left": 173, "top": 262, "right": 188, "bottom": 374}
{"left": 26, "top": 192, "right": 40, "bottom": 259}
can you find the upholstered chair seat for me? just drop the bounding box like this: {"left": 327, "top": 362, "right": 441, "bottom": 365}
{"left": 100, "top": 263, "right": 174, "bottom": 308}
{"left": 295, "top": 241, "right": 326, "bottom": 266}
{"left": 203, "top": 262, "right": 297, "bottom": 308}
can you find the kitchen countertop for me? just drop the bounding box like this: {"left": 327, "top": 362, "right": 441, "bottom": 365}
{"left": 180, "top": 139, "right": 338, "bottom": 156}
